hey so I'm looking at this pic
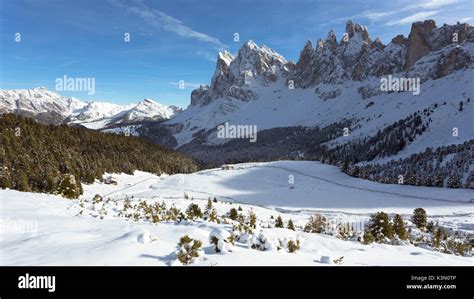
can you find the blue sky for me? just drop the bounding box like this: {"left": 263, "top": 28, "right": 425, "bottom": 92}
{"left": 0, "top": 0, "right": 472, "bottom": 107}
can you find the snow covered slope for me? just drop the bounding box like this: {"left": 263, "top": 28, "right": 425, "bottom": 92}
{"left": 1, "top": 161, "right": 472, "bottom": 266}
{"left": 0, "top": 88, "right": 181, "bottom": 128}
{"left": 82, "top": 161, "right": 474, "bottom": 215}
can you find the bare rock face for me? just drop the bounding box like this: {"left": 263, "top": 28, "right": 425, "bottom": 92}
{"left": 433, "top": 46, "right": 471, "bottom": 79}
{"left": 391, "top": 35, "right": 407, "bottom": 46}
{"left": 405, "top": 20, "right": 437, "bottom": 69}
{"left": 294, "top": 40, "right": 313, "bottom": 75}
{"left": 403, "top": 20, "right": 474, "bottom": 71}
{"left": 210, "top": 51, "right": 234, "bottom": 98}
{"left": 315, "top": 86, "right": 341, "bottom": 100}
{"left": 430, "top": 22, "right": 474, "bottom": 50}
{"left": 190, "top": 85, "right": 211, "bottom": 106}
{"left": 226, "top": 86, "right": 258, "bottom": 102}
{"left": 325, "top": 30, "right": 338, "bottom": 53}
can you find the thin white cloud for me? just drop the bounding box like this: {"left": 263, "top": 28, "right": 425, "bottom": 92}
{"left": 416, "top": 0, "right": 459, "bottom": 9}
{"left": 196, "top": 50, "right": 217, "bottom": 62}
{"left": 362, "top": 11, "right": 395, "bottom": 21}
{"left": 341, "top": 0, "right": 461, "bottom": 23}
{"left": 109, "top": 0, "right": 224, "bottom": 48}
{"left": 459, "top": 17, "right": 472, "bottom": 23}
{"left": 386, "top": 10, "right": 440, "bottom": 26}
{"left": 333, "top": 10, "right": 393, "bottom": 23}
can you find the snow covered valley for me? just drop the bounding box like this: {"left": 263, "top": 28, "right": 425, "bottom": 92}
{"left": 1, "top": 161, "right": 472, "bottom": 266}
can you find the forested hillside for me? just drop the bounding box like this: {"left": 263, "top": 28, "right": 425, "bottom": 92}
{"left": 0, "top": 114, "right": 199, "bottom": 198}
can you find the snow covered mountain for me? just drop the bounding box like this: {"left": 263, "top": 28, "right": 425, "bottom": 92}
{"left": 0, "top": 87, "right": 81, "bottom": 124}
{"left": 162, "top": 20, "right": 473, "bottom": 188}
{"left": 168, "top": 20, "right": 473, "bottom": 145}
{"left": 0, "top": 87, "right": 182, "bottom": 128}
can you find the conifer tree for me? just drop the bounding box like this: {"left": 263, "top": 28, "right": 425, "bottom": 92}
{"left": 287, "top": 219, "right": 295, "bottom": 231}
{"left": 275, "top": 216, "right": 284, "bottom": 228}
{"left": 304, "top": 214, "right": 326, "bottom": 233}
{"left": 248, "top": 210, "right": 257, "bottom": 228}
{"left": 176, "top": 235, "right": 202, "bottom": 265}
{"left": 209, "top": 209, "right": 218, "bottom": 222}
{"left": 367, "top": 212, "right": 394, "bottom": 242}
{"left": 186, "top": 203, "right": 203, "bottom": 220}
{"left": 392, "top": 214, "right": 408, "bottom": 240}
{"left": 412, "top": 208, "right": 427, "bottom": 230}
{"left": 229, "top": 208, "right": 238, "bottom": 221}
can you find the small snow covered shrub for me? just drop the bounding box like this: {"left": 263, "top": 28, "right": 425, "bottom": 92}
{"left": 176, "top": 235, "right": 203, "bottom": 265}
{"left": 287, "top": 239, "right": 300, "bottom": 253}
{"left": 366, "top": 211, "right": 393, "bottom": 243}
{"left": 275, "top": 216, "right": 284, "bottom": 228}
{"left": 204, "top": 198, "right": 213, "bottom": 220}
{"left": 304, "top": 214, "right": 326, "bottom": 233}
{"left": 123, "top": 196, "right": 132, "bottom": 210}
{"left": 333, "top": 256, "right": 344, "bottom": 265}
{"left": 208, "top": 209, "right": 218, "bottom": 222}
{"left": 411, "top": 208, "right": 427, "bottom": 230}
{"left": 250, "top": 232, "right": 279, "bottom": 251}
{"left": 362, "top": 231, "right": 375, "bottom": 244}
{"left": 99, "top": 204, "right": 108, "bottom": 218}
{"left": 431, "top": 227, "right": 447, "bottom": 249}
{"left": 93, "top": 194, "right": 103, "bottom": 204}
{"left": 248, "top": 210, "right": 257, "bottom": 228}
{"left": 443, "top": 237, "right": 471, "bottom": 256}
{"left": 137, "top": 231, "right": 158, "bottom": 244}
{"left": 228, "top": 208, "right": 238, "bottom": 221}
{"left": 232, "top": 222, "right": 252, "bottom": 235}
{"left": 171, "top": 207, "right": 182, "bottom": 221}
{"left": 209, "top": 229, "right": 234, "bottom": 253}
{"left": 278, "top": 237, "right": 301, "bottom": 253}
{"left": 186, "top": 203, "right": 203, "bottom": 220}
{"left": 55, "top": 174, "right": 83, "bottom": 199}
{"left": 429, "top": 228, "right": 472, "bottom": 256}
{"left": 426, "top": 221, "right": 435, "bottom": 234}
{"left": 287, "top": 219, "right": 295, "bottom": 231}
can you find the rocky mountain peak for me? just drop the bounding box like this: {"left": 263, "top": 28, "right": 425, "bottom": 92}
{"left": 295, "top": 40, "right": 314, "bottom": 73}
{"left": 345, "top": 20, "right": 370, "bottom": 41}
{"left": 325, "top": 30, "right": 338, "bottom": 51}
{"left": 371, "top": 37, "right": 385, "bottom": 50}
{"left": 391, "top": 35, "right": 407, "bottom": 46}
{"left": 217, "top": 50, "right": 234, "bottom": 66}
{"left": 189, "top": 19, "right": 473, "bottom": 106}
{"left": 232, "top": 40, "right": 287, "bottom": 76}
{"left": 137, "top": 98, "right": 160, "bottom": 108}
{"left": 405, "top": 20, "right": 437, "bottom": 68}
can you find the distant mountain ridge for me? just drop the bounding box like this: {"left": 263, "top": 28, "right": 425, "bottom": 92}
{"left": 0, "top": 87, "right": 182, "bottom": 128}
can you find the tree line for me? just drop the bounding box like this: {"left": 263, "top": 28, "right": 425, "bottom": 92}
{"left": 0, "top": 114, "right": 199, "bottom": 198}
